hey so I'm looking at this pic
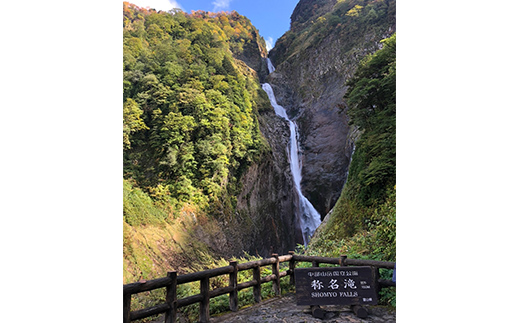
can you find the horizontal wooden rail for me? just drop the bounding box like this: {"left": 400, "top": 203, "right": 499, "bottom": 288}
{"left": 177, "top": 266, "right": 234, "bottom": 284}
{"left": 123, "top": 253, "right": 396, "bottom": 323}
{"left": 124, "top": 277, "right": 172, "bottom": 294}
{"left": 378, "top": 279, "right": 396, "bottom": 288}
{"left": 236, "top": 257, "right": 276, "bottom": 270}
{"left": 130, "top": 303, "right": 170, "bottom": 321}
{"left": 292, "top": 255, "right": 395, "bottom": 269}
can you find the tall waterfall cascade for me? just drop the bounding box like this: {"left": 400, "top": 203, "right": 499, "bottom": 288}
{"left": 262, "top": 58, "right": 321, "bottom": 246}
{"left": 267, "top": 58, "right": 275, "bottom": 74}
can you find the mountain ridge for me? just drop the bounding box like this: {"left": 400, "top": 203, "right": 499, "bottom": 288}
{"left": 267, "top": 0, "right": 396, "bottom": 217}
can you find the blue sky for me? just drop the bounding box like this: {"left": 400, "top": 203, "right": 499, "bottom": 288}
{"left": 127, "top": 0, "right": 300, "bottom": 51}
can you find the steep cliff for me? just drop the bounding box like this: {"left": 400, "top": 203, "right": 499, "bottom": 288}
{"left": 233, "top": 109, "right": 303, "bottom": 254}
{"left": 213, "top": 16, "right": 302, "bottom": 255}
{"left": 213, "top": 60, "right": 302, "bottom": 256}
{"left": 210, "top": 0, "right": 398, "bottom": 253}
{"left": 267, "top": 0, "right": 396, "bottom": 217}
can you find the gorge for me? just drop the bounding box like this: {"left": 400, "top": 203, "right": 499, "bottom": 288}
{"left": 123, "top": 0, "right": 396, "bottom": 293}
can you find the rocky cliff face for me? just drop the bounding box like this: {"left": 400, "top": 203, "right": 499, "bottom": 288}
{"left": 221, "top": 0, "right": 396, "bottom": 255}
{"left": 233, "top": 110, "right": 304, "bottom": 255}
{"left": 231, "top": 29, "right": 271, "bottom": 82}
{"left": 267, "top": 0, "right": 396, "bottom": 217}
{"left": 225, "top": 44, "right": 302, "bottom": 256}
{"left": 290, "top": 0, "right": 337, "bottom": 32}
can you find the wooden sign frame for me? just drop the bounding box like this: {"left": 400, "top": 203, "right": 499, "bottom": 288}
{"left": 295, "top": 266, "right": 378, "bottom": 306}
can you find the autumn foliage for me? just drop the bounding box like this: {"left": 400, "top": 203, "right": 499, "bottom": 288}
{"left": 123, "top": 2, "right": 270, "bottom": 223}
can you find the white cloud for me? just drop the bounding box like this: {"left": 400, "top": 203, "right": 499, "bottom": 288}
{"left": 170, "top": 0, "right": 183, "bottom": 10}
{"left": 129, "top": 0, "right": 184, "bottom": 12}
{"left": 265, "top": 37, "right": 274, "bottom": 52}
{"left": 212, "top": 0, "right": 232, "bottom": 11}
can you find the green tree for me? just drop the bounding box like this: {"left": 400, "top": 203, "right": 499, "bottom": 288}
{"left": 324, "top": 34, "right": 396, "bottom": 241}
{"left": 345, "top": 33, "right": 396, "bottom": 206}
{"left": 123, "top": 98, "right": 148, "bottom": 150}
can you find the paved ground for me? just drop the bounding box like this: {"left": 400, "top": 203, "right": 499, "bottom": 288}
{"left": 149, "top": 293, "right": 395, "bottom": 323}
{"left": 209, "top": 293, "right": 395, "bottom": 323}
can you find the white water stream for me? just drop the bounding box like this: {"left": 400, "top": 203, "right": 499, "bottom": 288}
{"left": 262, "top": 59, "right": 321, "bottom": 246}
{"left": 267, "top": 58, "right": 276, "bottom": 74}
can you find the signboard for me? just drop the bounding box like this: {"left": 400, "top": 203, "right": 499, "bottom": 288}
{"left": 295, "top": 266, "right": 378, "bottom": 306}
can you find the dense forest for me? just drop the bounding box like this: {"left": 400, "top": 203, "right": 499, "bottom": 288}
{"left": 123, "top": 2, "right": 270, "bottom": 220}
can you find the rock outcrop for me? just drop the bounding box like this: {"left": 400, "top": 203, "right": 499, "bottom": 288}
{"left": 267, "top": 0, "right": 396, "bottom": 217}
{"left": 234, "top": 110, "right": 304, "bottom": 255}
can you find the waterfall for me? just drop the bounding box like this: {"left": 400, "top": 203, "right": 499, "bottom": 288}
{"left": 262, "top": 59, "right": 321, "bottom": 246}
{"left": 266, "top": 58, "right": 276, "bottom": 74}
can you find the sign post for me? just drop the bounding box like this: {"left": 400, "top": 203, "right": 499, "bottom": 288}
{"left": 295, "top": 266, "right": 378, "bottom": 306}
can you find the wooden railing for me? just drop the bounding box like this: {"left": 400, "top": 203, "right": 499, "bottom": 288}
{"left": 123, "top": 252, "right": 395, "bottom": 323}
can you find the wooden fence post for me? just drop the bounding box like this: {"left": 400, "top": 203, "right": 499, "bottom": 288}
{"left": 165, "top": 271, "right": 177, "bottom": 323}
{"left": 200, "top": 277, "right": 210, "bottom": 323}
{"left": 229, "top": 261, "right": 238, "bottom": 312}
{"left": 253, "top": 265, "right": 261, "bottom": 303}
{"left": 272, "top": 254, "right": 281, "bottom": 296}
{"left": 312, "top": 260, "right": 319, "bottom": 267}
{"left": 288, "top": 251, "right": 295, "bottom": 285}
{"left": 372, "top": 266, "right": 381, "bottom": 295}
{"left": 123, "top": 293, "right": 131, "bottom": 323}
{"left": 340, "top": 255, "right": 348, "bottom": 266}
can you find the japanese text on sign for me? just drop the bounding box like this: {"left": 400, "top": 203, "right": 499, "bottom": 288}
{"left": 295, "top": 266, "right": 378, "bottom": 306}
{"left": 307, "top": 270, "right": 359, "bottom": 277}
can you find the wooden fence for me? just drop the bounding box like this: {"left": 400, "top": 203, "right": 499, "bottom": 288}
{"left": 123, "top": 252, "right": 396, "bottom": 323}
